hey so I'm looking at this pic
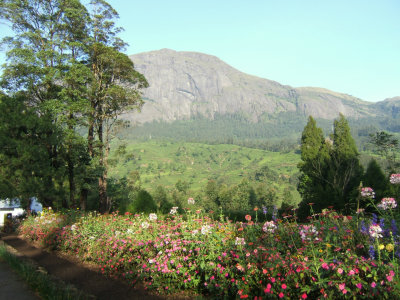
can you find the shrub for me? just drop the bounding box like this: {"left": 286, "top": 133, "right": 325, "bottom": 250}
{"left": 128, "top": 190, "right": 157, "bottom": 213}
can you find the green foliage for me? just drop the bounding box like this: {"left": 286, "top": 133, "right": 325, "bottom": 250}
{"left": 152, "top": 185, "right": 173, "bottom": 214}
{"left": 297, "top": 115, "right": 363, "bottom": 218}
{"left": 128, "top": 190, "right": 157, "bottom": 214}
{"left": 108, "top": 140, "right": 301, "bottom": 213}
{"left": 369, "top": 131, "right": 399, "bottom": 172}
{"left": 0, "top": 94, "right": 67, "bottom": 208}
{"left": 363, "top": 159, "right": 391, "bottom": 205}
{"left": 17, "top": 206, "right": 400, "bottom": 299}
{"left": 0, "top": 0, "right": 147, "bottom": 212}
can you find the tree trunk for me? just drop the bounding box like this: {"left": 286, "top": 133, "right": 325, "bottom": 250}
{"left": 25, "top": 198, "right": 32, "bottom": 216}
{"left": 79, "top": 117, "right": 95, "bottom": 211}
{"left": 67, "top": 152, "right": 75, "bottom": 208}
{"left": 98, "top": 120, "right": 110, "bottom": 213}
{"left": 79, "top": 188, "right": 87, "bottom": 211}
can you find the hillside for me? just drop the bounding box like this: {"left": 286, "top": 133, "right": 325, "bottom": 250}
{"left": 123, "top": 49, "right": 397, "bottom": 125}
{"left": 108, "top": 140, "right": 301, "bottom": 204}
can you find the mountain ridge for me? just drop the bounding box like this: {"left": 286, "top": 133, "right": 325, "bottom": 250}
{"left": 124, "top": 48, "right": 398, "bottom": 125}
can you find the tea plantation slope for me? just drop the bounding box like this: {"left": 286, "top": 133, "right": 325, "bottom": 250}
{"left": 109, "top": 140, "right": 301, "bottom": 199}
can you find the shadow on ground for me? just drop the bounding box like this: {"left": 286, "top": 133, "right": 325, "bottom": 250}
{"left": 2, "top": 234, "right": 165, "bottom": 300}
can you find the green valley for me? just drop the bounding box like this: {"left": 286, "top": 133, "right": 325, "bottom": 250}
{"left": 108, "top": 140, "right": 301, "bottom": 209}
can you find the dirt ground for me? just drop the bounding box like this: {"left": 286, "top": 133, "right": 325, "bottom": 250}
{"left": 1, "top": 234, "right": 167, "bottom": 300}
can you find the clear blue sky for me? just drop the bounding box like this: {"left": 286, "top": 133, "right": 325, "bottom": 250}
{"left": 1, "top": 0, "right": 399, "bottom": 102}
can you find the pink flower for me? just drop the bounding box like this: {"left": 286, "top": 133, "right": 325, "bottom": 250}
{"left": 321, "top": 262, "right": 329, "bottom": 270}
{"left": 371, "top": 282, "right": 376, "bottom": 288}
{"left": 282, "top": 283, "right": 287, "bottom": 289}
{"left": 342, "top": 289, "right": 347, "bottom": 294}
{"left": 339, "top": 283, "right": 345, "bottom": 290}
{"left": 279, "top": 292, "right": 284, "bottom": 298}
{"left": 348, "top": 269, "right": 355, "bottom": 276}
{"left": 356, "top": 283, "right": 362, "bottom": 289}
{"left": 337, "top": 268, "right": 343, "bottom": 274}
{"left": 264, "top": 283, "right": 272, "bottom": 293}
{"left": 301, "top": 293, "right": 308, "bottom": 299}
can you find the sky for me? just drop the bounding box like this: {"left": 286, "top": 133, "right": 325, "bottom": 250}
{"left": 1, "top": 0, "right": 399, "bottom": 102}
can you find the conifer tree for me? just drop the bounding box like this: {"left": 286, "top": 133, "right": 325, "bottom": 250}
{"left": 297, "top": 115, "right": 363, "bottom": 218}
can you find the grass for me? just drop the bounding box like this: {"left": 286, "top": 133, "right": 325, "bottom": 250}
{"left": 109, "top": 140, "right": 301, "bottom": 195}
{"left": 0, "top": 242, "right": 93, "bottom": 300}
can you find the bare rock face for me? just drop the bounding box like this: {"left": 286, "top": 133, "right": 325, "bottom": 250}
{"left": 125, "top": 49, "right": 384, "bottom": 124}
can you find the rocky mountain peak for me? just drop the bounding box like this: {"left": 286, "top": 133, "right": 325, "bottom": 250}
{"left": 124, "top": 49, "right": 388, "bottom": 124}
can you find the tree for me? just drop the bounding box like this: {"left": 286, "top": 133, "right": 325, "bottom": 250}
{"left": 85, "top": 0, "right": 148, "bottom": 213}
{"left": 297, "top": 115, "right": 363, "bottom": 218}
{"left": 0, "top": 93, "right": 63, "bottom": 209}
{"left": 369, "top": 131, "right": 399, "bottom": 172}
{"left": 127, "top": 189, "right": 157, "bottom": 214}
{"left": 153, "top": 185, "right": 172, "bottom": 214}
{"left": 0, "top": 0, "right": 148, "bottom": 213}
{"left": 0, "top": 0, "right": 91, "bottom": 208}
{"left": 297, "top": 116, "right": 330, "bottom": 216}
{"left": 362, "top": 159, "right": 390, "bottom": 206}
{"left": 329, "top": 114, "right": 363, "bottom": 210}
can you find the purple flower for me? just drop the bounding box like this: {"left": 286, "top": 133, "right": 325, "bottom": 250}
{"left": 379, "top": 218, "right": 385, "bottom": 230}
{"left": 272, "top": 206, "right": 278, "bottom": 221}
{"left": 372, "top": 213, "right": 378, "bottom": 224}
{"left": 369, "top": 245, "right": 375, "bottom": 259}
{"left": 262, "top": 206, "right": 268, "bottom": 215}
{"left": 391, "top": 219, "right": 398, "bottom": 236}
{"left": 359, "top": 220, "right": 368, "bottom": 234}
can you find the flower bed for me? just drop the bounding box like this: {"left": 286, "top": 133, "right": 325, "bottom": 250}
{"left": 17, "top": 205, "right": 400, "bottom": 299}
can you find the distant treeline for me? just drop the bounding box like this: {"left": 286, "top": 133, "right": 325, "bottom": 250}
{"left": 120, "top": 112, "right": 400, "bottom": 152}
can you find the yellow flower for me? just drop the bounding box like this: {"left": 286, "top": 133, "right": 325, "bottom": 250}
{"left": 326, "top": 243, "right": 332, "bottom": 248}
{"left": 319, "top": 249, "right": 323, "bottom": 253}
{"left": 386, "top": 244, "right": 394, "bottom": 252}
{"left": 379, "top": 244, "right": 385, "bottom": 250}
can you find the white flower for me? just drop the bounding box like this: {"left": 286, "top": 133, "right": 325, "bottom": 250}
{"left": 262, "top": 221, "right": 277, "bottom": 233}
{"left": 377, "top": 198, "right": 397, "bottom": 210}
{"left": 361, "top": 187, "right": 375, "bottom": 198}
{"left": 141, "top": 221, "right": 150, "bottom": 229}
{"left": 369, "top": 224, "right": 383, "bottom": 239}
{"left": 235, "top": 237, "right": 246, "bottom": 246}
{"left": 70, "top": 224, "right": 77, "bottom": 231}
{"left": 299, "top": 225, "right": 318, "bottom": 241}
{"left": 149, "top": 213, "right": 157, "bottom": 221}
{"left": 192, "top": 229, "right": 199, "bottom": 236}
{"left": 390, "top": 174, "right": 400, "bottom": 184}
{"left": 187, "top": 197, "right": 195, "bottom": 205}
{"left": 170, "top": 207, "right": 178, "bottom": 215}
{"left": 201, "top": 224, "right": 212, "bottom": 235}
{"left": 126, "top": 228, "right": 134, "bottom": 235}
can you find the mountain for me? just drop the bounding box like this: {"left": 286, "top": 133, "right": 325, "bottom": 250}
{"left": 122, "top": 49, "right": 397, "bottom": 126}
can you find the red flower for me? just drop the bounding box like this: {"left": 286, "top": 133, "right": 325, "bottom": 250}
{"left": 245, "top": 215, "right": 252, "bottom": 221}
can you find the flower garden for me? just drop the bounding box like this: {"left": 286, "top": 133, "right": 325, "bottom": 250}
{"left": 17, "top": 174, "right": 400, "bottom": 299}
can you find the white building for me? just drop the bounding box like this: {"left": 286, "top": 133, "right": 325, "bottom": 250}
{"left": 0, "top": 198, "right": 42, "bottom": 227}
